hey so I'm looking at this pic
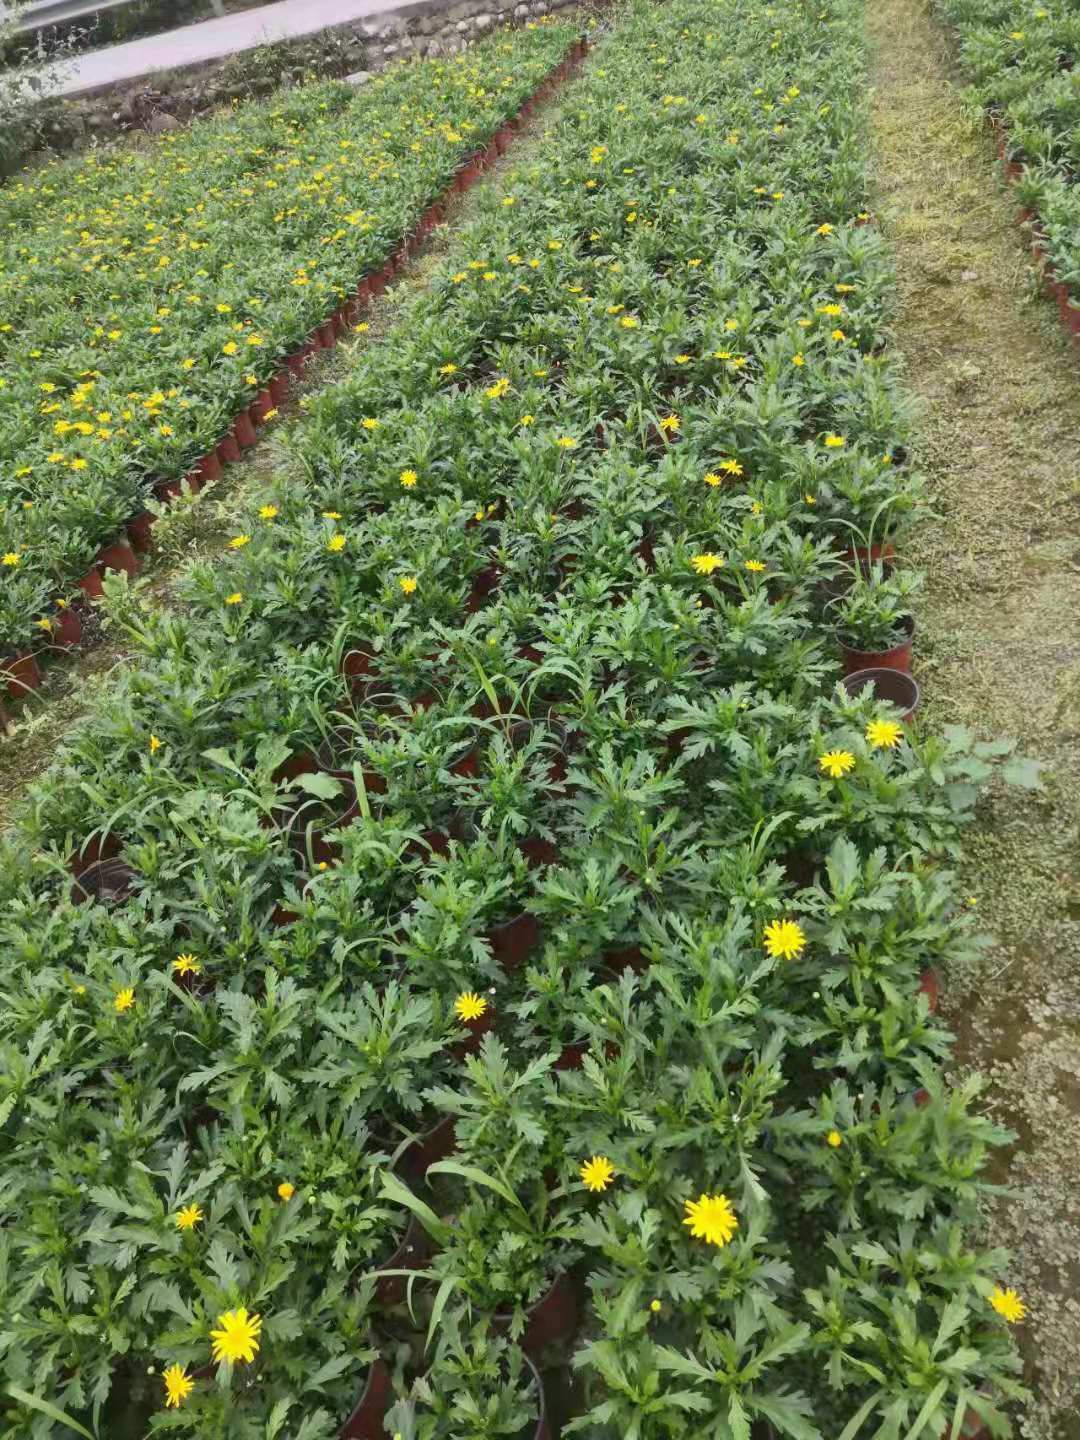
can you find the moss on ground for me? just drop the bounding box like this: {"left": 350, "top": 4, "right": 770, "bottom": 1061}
{"left": 865, "top": 3, "right": 1080, "bottom": 1436}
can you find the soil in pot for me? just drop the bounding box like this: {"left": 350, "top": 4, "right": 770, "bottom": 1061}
{"left": 371, "top": 1212, "right": 435, "bottom": 1307}
{"left": 487, "top": 912, "right": 542, "bottom": 971}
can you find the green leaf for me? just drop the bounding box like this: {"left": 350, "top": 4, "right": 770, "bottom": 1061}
{"left": 5, "top": 1387, "right": 96, "bottom": 1439}
{"left": 426, "top": 1159, "right": 522, "bottom": 1208}
{"left": 293, "top": 772, "right": 344, "bottom": 800}
{"left": 902, "top": 1380, "right": 948, "bottom": 1440}
{"left": 378, "top": 1170, "right": 453, "bottom": 1243}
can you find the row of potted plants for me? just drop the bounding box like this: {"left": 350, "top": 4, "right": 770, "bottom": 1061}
{"left": 0, "top": 0, "right": 1039, "bottom": 1435}
{"left": 934, "top": 0, "right": 1080, "bottom": 343}
{"left": 0, "top": 18, "right": 582, "bottom": 665}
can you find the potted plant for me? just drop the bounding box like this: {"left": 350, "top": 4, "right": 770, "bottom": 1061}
{"left": 828, "top": 565, "right": 920, "bottom": 675}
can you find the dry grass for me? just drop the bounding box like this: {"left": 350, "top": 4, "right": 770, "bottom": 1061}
{"left": 865, "top": 3, "right": 1080, "bottom": 1435}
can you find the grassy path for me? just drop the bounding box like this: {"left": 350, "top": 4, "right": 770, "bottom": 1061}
{"left": 865, "top": 2, "right": 1080, "bottom": 1434}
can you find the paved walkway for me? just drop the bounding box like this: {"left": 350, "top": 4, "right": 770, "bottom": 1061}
{"left": 46, "top": 0, "right": 400, "bottom": 97}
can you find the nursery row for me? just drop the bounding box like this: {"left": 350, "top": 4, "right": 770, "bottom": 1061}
{"left": 935, "top": 0, "right": 1080, "bottom": 338}
{"left": 0, "top": 18, "right": 578, "bottom": 660}
{"left": 0, "top": 0, "right": 1037, "bottom": 1437}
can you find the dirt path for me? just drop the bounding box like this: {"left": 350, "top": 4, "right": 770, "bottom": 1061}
{"left": 865, "top": 3, "right": 1080, "bottom": 1435}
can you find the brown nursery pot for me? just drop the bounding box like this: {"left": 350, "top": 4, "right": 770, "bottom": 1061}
{"left": 841, "top": 667, "right": 920, "bottom": 723}
{"left": 287, "top": 344, "right": 314, "bottom": 378}
{"left": 196, "top": 449, "right": 223, "bottom": 484}
{"left": 338, "top": 1356, "right": 392, "bottom": 1440}
{"left": 234, "top": 409, "right": 258, "bottom": 448}
{"left": 218, "top": 432, "right": 241, "bottom": 464}
{"left": 68, "top": 829, "right": 121, "bottom": 875}
{"left": 518, "top": 836, "right": 560, "bottom": 869}
{"left": 603, "top": 944, "right": 647, "bottom": 974}
{"left": 287, "top": 778, "right": 363, "bottom": 866}
{"left": 448, "top": 744, "right": 480, "bottom": 779}
{"left": 96, "top": 540, "right": 139, "bottom": 577}
{"left": 1059, "top": 293, "right": 1080, "bottom": 340}
{"left": 847, "top": 540, "right": 895, "bottom": 572}
{"left": 4, "top": 650, "right": 42, "bottom": 700}
{"left": 919, "top": 968, "right": 940, "bottom": 1013}
{"left": 402, "top": 1111, "right": 457, "bottom": 1178}
{"left": 494, "top": 1269, "right": 579, "bottom": 1358}
{"left": 270, "top": 371, "right": 290, "bottom": 405}
{"left": 126, "top": 512, "right": 156, "bottom": 553}
{"left": 78, "top": 566, "right": 104, "bottom": 598}
{"left": 52, "top": 606, "right": 83, "bottom": 647}
{"left": 250, "top": 388, "right": 275, "bottom": 422}
{"left": 342, "top": 648, "right": 375, "bottom": 683}
{"left": 839, "top": 614, "right": 915, "bottom": 675}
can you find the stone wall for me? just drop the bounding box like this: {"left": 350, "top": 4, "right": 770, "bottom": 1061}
{"left": 30, "top": 0, "right": 585, "bottom": 157}
{"left": 356, "top": 0, "right": 578, "bottom": 73}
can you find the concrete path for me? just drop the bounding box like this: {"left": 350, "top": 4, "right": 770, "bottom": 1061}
{"left": 44, "top": 0, "right": 401, "bottom": 97}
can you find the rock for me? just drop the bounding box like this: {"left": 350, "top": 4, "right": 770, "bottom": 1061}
{"left": 515, "top": 2, "right": 529, "bottom": 14}
{"left": 343, "top": 70, "right": 373, "bottom": 85}
{"left": 473, "top": 11, "right": 493, "bottom": 27}
{"left": 147, "top": 111, "right": 180, "bottom": 133}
